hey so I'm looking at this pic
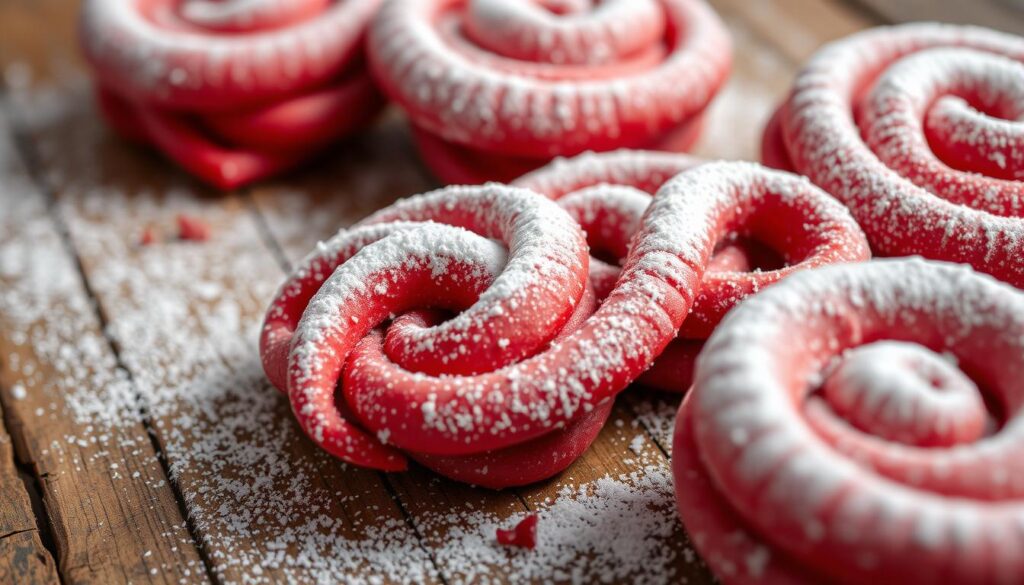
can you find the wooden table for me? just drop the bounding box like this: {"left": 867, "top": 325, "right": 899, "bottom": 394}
{"left": 0, "top": 1, "right": 997, "bottom": 583}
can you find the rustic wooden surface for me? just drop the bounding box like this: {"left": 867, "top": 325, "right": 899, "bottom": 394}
{"left": 852, "top": 0, "right": 1024, "bottom": 36}
{"left": 0, "top": 0, "right": 991, "bottom": 583}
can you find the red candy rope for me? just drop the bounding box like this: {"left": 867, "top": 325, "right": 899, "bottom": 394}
{"left": 515, "top": 151, "right": 871, "bottom": 392}
{"left": 261, "top": 163, "right": 831, "bottom": 486}
{"left": 674, "top": 258, "right": 1024, "bottom": 584}
{"left": 762, "top": 24, "right": 1024, "bottom": 287}
{"left": 260, "top": 183, "right": 614, "bottom": 486}
{"left": 80, "top": 0, "right": 384, "bottom": 190}
{"left": 367, "top": 0, "right": 731, "bottom": 184}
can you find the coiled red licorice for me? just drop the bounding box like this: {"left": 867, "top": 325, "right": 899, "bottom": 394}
{"left": 81, "top": 0, "right": 384, "bottom": 189}
{"left": 516, "top": 150, "right": 871, "bottom": 392}
{"left": 367, "top": 0, "right": 731, "bottom": 184}
{"left": 675, "top": 258, "right": 1024, "bottom": 584}
{"left": 763, "top": 23, "right": 1024, "bottom": 288}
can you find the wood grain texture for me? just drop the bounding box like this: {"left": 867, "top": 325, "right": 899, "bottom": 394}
{"left": 0, "top": 403, "right": 58, "bottom": 585}
{"left": 853, "top": 0, "right": 1024, "bottom": 36}
{"left": 0, "top": 108, "right": 209, "bottom": 584}
{"left": 14, "top": 95, "right": 435, "bottom": 584}
{"left": 712, "top": 0, "right": 874, "bottom": 65}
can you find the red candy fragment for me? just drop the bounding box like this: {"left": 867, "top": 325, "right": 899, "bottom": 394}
{"left": 674, "top": 259, "right": 1024, "bottom": 584}
{"left": 763, "top": 23, "right": 1024, "bottom": 287}
{"left": 368, "top": 0, "right": 731, "bottom": 184}
{"left": 139, "top": 225, "right": 157, "bottom": 246}
{"left": 515, "top": 150, "right": 871, "bottom": 392}
{"left": 496, "top": 514, "right": 539, "bottom": 550}
{"left": 176, "top": 214, "right": 211, "bottom": 242}
{"left": 80, "top": 0, "right": 385, "bottom": 189}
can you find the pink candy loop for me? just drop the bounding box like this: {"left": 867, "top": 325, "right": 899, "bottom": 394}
{"left": 675, "top": 259, "right": 1024, "bottom": 584}
{"left": 463, "top": 0, "right": 665, "bottom": 66}
{"left": 763, "top": 24, "right": 1024, "bottom": 287}
{"left": 516, "top": 151, "right": 870, "bottom": 392}
{"left": 262, "top": 162, "right": 846, "bottom": 486}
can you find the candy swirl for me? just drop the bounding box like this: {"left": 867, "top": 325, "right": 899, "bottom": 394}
{"left": 367, "top": 0, "right": 731, "bottom": 184}
{"left": 259, "top": 163, "right": 849, "bottom": 486}
{"left": 674, "top": 258, "right": 1024, "bottom": 584}
{"left": 762, "top": 24, "right": 1024, "bottom": 288}
{"left": 516, "top": 151, "right": 871, "bottom": 392}
{"left": 80, "top": 0, "right": 384, "bottom": 189}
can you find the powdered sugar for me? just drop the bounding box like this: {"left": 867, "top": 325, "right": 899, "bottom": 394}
{"left": 420, "top": 463, "right": 698, "bottom": 584}
{"left": 821, "top": 341, "right": 986, "bottom": 447}
{"left": 776, "top": 23, "right": 1024, "bottom": 287}
{"left": 80, "top": 0, "right": 379, "bottom": 107}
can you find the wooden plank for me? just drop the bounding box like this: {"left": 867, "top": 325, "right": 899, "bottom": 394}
{"left": 0, "top": 108, "right": 209, "bottom": 583}
{"left": 7, "top": 84, "right": 442, "bottom": 583}
{"left": 852, "top": 0, "right": 1024, "bottom": 36}
{"left": 2, "top": 2, "right": 443, "bottom": 582}
{"left": 0, "top": 0, "right": 80, "bottom": 81}
{"left": 711, "top": 0, "right": 875, "bottom": 65}
{"left": 690, "top": 4, "right": 801, "bottom": 162}
{"left": 0, "top": 402, "right": 58, "bottom": 585}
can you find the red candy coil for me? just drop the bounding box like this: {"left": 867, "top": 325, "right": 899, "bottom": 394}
{"left": 674, "top": 258, "right": 1024, "bottom": 584}
{"left": 260, "top": 162, "right": 847, "bottom": 486}
{"left": 516, "top": 151, "right": 871, "bottom": 392}
{"left": 260, "top": 183, "right": 627, "bottom": 487}
{"left": 762, "top": 24, "right": 1024, "bottom": 287}
{"left": 367, "top": 0, "right": 731, "bottom": 184}
{"left": 80, "top": 0, "right": 384, "bottom": 190}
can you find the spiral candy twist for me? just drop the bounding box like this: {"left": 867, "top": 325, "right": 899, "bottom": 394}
{"left": 763, "top": 24, "right": 1024, "bottom": 287}
{"left": 517, "top": 151, "right": 870, "bottom": 392}
{"left": 675, "top": 258, "right": 1024, "bottom": 584}
{"left": 81, "top": 0, "right": 384, "bottom": 189}
{"left": 368, "top": 0, "right": 731, "bottom": 184}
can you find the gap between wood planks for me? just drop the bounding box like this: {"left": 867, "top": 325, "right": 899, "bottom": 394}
{"left": 9, "top": 102, "right": 223, "bottom": 585}
{"left": 0, "top": 400, "right": 59, "bottom": 584}
{"left": 0, "top": 94, "right": 214, "bottom": 583}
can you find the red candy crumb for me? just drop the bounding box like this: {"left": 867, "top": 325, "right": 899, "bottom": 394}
{"left": 177, "top": 214, "right": 211, "bottom": 242}
{"left": 496, "top": 514, "right": 538, "bottom": 550}
{"left": 139, "top": 225, "right": 157, "bottom": 246}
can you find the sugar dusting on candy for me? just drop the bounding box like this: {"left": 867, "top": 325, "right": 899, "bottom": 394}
{"left": 676, "top": 257, "right": 1024, "bottom": 583}
{"left": 79, "top": 0, "right": 380, "bottom": 106}
{"left": 298, "top": 161, "right": 864, "bottom": 463}
{"left": 367, "top": 0, "right": 731, "bottom": 156}
{"left": 78, "top": 0, "right": 387, "bottom": 190}
{"left": 3, "top": 77, "right": 701, "bottom": 583}
{"left": 774, "top": 23, "right": 1024, "bottom": 287}
{"left": 277, "top": 183, "right": 602, "bottom": 468}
